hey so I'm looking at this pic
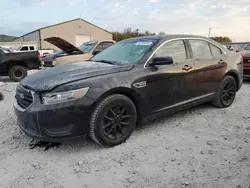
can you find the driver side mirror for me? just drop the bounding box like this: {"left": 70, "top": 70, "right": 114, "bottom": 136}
{"left": 149, "top": 56, "right": 174, "bottom": 66}
{"left": 93, "top": 50, "right": 101, "bottom": 56}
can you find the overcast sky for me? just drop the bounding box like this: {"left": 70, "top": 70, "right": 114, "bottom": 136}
{"left": 1, "top": 0, "right": 250, "bottom": 41}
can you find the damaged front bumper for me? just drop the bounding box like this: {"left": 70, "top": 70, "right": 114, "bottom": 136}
{"left": 13, "top": 89, "right": 94, "bottom": 142}
{"left": 243, "top": 65, "right": 250, "bottom": 80}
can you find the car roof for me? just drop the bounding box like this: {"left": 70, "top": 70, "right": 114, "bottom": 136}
{"left": 124, "top": 34, "right": 208, "bottom": 41}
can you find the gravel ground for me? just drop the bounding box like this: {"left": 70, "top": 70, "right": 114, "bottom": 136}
{"left": 0, "top": 71, "right": 250, "bottom": 188}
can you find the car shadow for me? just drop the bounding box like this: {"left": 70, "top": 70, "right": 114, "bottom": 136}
{"left": 243, "top": 79, "right": 250, "bottom": 84}
{"left": 28, "top": 137, "right": 101, "bottom": 152}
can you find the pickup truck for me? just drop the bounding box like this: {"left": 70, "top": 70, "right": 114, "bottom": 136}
{"left": 15, "top": 45, "right": 54, "bottom": 57}
{"left": 44, "top": 37, "right": 115, "bottom": 66}
{"left": 0, "top": 49, "right": 41, "bottom": 82}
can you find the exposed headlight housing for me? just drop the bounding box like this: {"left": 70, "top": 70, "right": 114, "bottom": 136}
{"left": 42, "top": 87, "right": 89, "bottom": 105}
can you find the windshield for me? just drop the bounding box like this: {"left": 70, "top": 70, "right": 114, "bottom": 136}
{"left": 245, "top": 44, "right": 250, "bottom": 50}
{"left": 79, "top": 41, "right": 97, "bottom": 53}
{"left": 55, "top": 49, "right": 64, "bottom": 55}
{"left": 91, "top": 39, "right": 157, "bottom": 64}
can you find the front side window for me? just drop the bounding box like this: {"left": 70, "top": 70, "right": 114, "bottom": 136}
{"left": 91, "top": 39, "right": 157, "bottom": 64}
{"left": 79, "top": 41, "right": 97, "bottom": 53}
{"left": 209, "top": 43, "right": 222, "bottom": 56}
{"left": 189, "top": 40, "right": 212, "bottom": 58}
{"left": 154, "top": 40, "right": 187, "bottom": 63}
{"left": 20, "top": 46, "right": 28, "bottom": 51}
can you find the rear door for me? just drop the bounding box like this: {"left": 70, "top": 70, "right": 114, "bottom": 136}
{"left": 188, "top": 39, "right": 226, "bottom": 97}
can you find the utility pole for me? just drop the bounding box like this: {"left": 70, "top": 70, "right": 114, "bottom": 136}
{"left": 208, "top": 28, "right": 212, "bottom": 38}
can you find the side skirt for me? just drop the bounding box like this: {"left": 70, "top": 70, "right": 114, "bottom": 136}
{"left": 141, "top": 94, "right": 216, "bottom": 123}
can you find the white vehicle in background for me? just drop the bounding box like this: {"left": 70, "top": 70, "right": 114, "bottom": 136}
{"left": 227, "top": 45, "right": 241, "bottom": 53}
{"left": 15, "top": 45, "right": 54, "bottom": 56}
{"left": 222, "top": 45, "right": 228, "bottom": 49}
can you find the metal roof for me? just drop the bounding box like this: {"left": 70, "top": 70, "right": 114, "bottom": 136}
{"left": 16, "top": 18, "right": 112, "bottom": 39}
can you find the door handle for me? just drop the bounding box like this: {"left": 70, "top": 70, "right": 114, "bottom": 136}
{"left": 182, "top": 65, "right": 193, "bottom": 71}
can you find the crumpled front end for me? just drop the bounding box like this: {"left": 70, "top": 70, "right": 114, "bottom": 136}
{"left": 13, "top": 84, "right": 94, "bottom": 142}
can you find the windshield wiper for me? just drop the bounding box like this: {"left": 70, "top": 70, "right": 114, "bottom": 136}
{"left": 94, "top": 60, "right": 119, "bottom": 65}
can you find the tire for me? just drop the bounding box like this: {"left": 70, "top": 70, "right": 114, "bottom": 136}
{"left": 89, "top": 94, "right": 137, "bottom": 147}
{"left": 0, "top": 92, "right": 4, "bottom": 101}
{"left": 8, "top": 65, "right": 27, "bottom": 82}
{"left": 212, "top": 75, "right": 237, "bottom": 108}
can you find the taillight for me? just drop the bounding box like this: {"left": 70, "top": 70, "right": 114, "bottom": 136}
{"left": 38, "top": 54, "right": 41, "bottom": 62}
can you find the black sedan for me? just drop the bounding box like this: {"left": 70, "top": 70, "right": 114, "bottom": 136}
{"left": 14, "top": 34, "right": 243, "bottom": 147}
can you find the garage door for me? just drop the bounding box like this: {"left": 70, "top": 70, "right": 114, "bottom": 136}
{"left": 75, "top": 35, "right": 91, "bottom": 47}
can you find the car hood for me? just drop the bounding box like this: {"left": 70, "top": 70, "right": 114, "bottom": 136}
{"left": 20, "top": 61, "right": 133, "bottom": 91}
{"left": 240, "top": 50, "right": 250, "bottom": 58}
{"left": 44, "top": 37, "right": 83, "bottom": 54}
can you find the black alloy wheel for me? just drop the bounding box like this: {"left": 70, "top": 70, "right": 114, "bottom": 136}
{"left": 103, "top": 105, "right": 131, "bottom": 140}
{"left": 89, "top": 94, "right": 137, "bottom": 147}
{"left": 213, "top": 75, "right": 237, "bottom": 108}
{"left": 221, "top": 81, "right": 236, "bottom": 106}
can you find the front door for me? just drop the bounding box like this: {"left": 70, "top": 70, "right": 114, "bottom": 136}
{"left": 188, "top": 39, "right": 227, "bottom": 97}
{"left": 144, "top": 39, "right": 197, "bottom": 114}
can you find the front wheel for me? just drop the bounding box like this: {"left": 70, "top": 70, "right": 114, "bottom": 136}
{"left": 212, "top": 75, "right": 237, "bottom": 108}
{"left": 89, "top": 94, "right": 137, "bottom": 147}
{"left": 8, "top": 65, "right": 28, "bottom": 82}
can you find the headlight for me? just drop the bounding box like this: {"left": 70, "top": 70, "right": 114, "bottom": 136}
{"left": 42, "top": 87, "right": 89, "bottom": 105}
{"left": 52, "top": 60, "right": 56, "bottom": 66}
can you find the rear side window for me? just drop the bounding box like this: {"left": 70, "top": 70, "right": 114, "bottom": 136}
{"left": 154, "top": 40, "right": 187, "bottom": 63}
{"left": 189, "top": 40, "right": 212, "bottom": 58}
{"left": 209, "top": 43, "right": 222, "bottom": 56}
{"left": 29, "top": 46, "right": 35, "bottom": 50}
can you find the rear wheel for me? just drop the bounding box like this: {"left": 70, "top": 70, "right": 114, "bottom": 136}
{"left": 212, "top": 75, "right": 237, "bottom": 108}
{"left": 8, "top": 65, "right": 27, "bottom": 82}
{"left": 89, "top": 94, "right": 137, "bottom": 147}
